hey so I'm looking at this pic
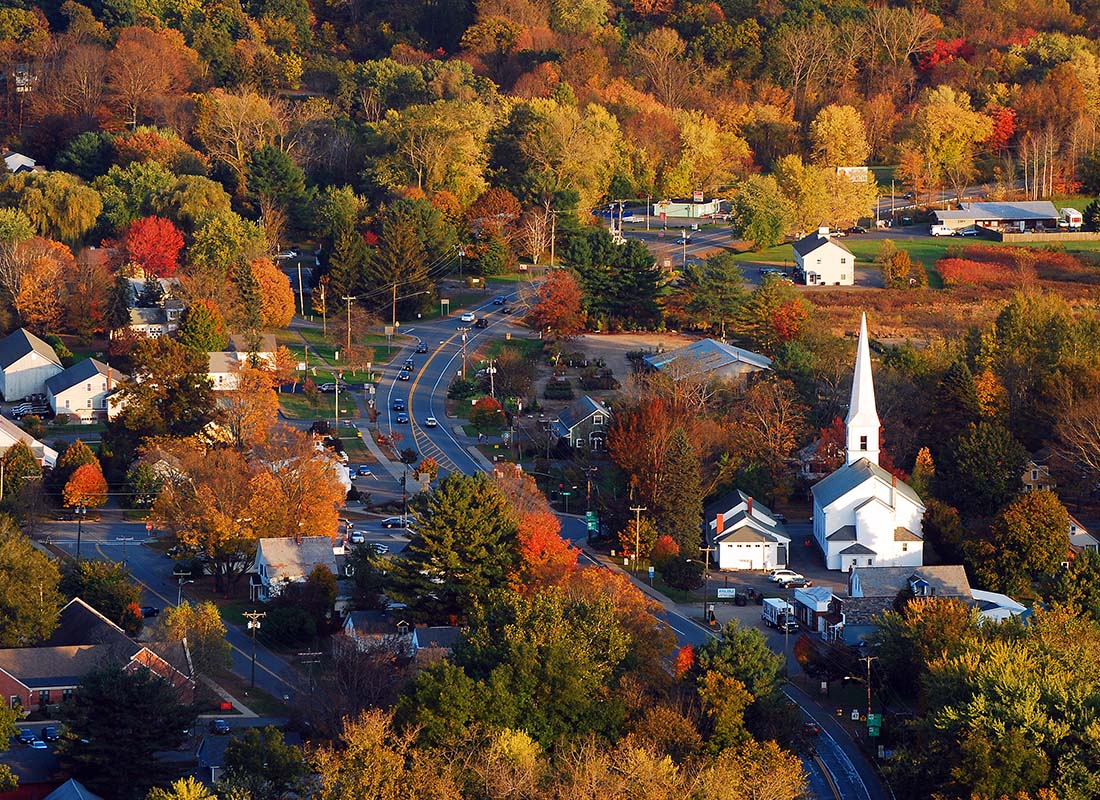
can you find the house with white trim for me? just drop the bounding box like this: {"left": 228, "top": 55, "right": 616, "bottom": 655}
{"left": 707, "top": 491, "right": 790, "bottom": 571}
{"left": 550, "top": 396, "right": 612, "bottom": 450}
{"left": 0, "top": 328, "right": 62, "bottom": 401}
{"left": 252, "top": 535, "right": 339, "bottom": 602}
{"left": 811, "top": 315, "right": 925, "bottom": 570}
{"left": 0, "top": 415, "right": 56, "bottom": 467}
{"left": 45, "top": 359, "right": 127, "bottom": 423}
{"left": 793, "top": 228, "right": 855, "bottom": 286}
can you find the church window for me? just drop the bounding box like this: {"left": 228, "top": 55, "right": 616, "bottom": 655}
{"left": 901, "top": 543, "right": 908, "bottom": 552}
{"left": 859, "top": 435, "right": 867, "bottom": 450}
{"left": 866, "top": 559, "right": 873, "bottom": 566}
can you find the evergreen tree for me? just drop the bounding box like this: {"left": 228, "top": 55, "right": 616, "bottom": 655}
{"left": 926, "top": 361, "right": 981, "bottom": 459}
{"left": 684, "top": 252, "right": 747, "bottom": 337}
{"left": 50, "top": 439, "right": 99, "bottom": 495}
{"left": 658, "top": 428, "right": 704, "bottom": 558}
{"left": 1083, "top": 198, "right": 1100, "bottom": 231}
{"left": 136, "top": 276, "right": 164, "bottom": 307}
{"left": 910, "top": 447, "right": 935, "bottom": 501}
{"left": 366, "top": 215, "right": 433, "bottom": 320}
{"left": 105, "top": 272, "right": 133, "bottom": 331}
{"left": 177, "top": 300, "right": 228, "bottom": 352}
{"left": 232, "top": 260, "right": 263, "bottom": 332}
{"left": 937, "top": 422, "right": 1027, "bottom": 517}
{"left": 326, "top": 231, "right": 368, "bottom": 301}
{"left": 388, "top": 472, "right": 518, "bottom": 622}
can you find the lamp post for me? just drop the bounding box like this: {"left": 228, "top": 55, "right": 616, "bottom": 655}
{"left": 244, "top": 611, "right": 266, "bottom": 688}
{"left": 177, "top": 578, "right": 194, "bottom": 606}
{"left": 701, "top": 545, "right": 716, "bottom": 619}
{"left": 74, "top": 505, "right": 87, "bottom": 559}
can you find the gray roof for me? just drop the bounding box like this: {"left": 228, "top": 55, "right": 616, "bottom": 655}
{"left": 956, "top": 201, "right": 1058, "bottom": 221}
{"left": 812, "top": 458, "right": 923, "bottom": 510}
{"left": 708, "top": 490, "right": 789, "bottom": 544}
{"left": 44, "top": 779, "right": 103, "bottom": 800}
{"left": 208, "top": 352, "right": 240, "bottom": 373}
{"left": 44, "top": 358, "right": 126, "bottom": 396}
{"left": 851, "top": 565, "right": 971, "bottom": 598}
{"left": 228, "top": 333, "right": 277, "bottom": 354}
{"left": 0, "top": 645, "right": 129, "bottom": 687}
{"left": 792, "top": 231, "right": 853, "bottom": 258}
{"left": 0, "top": 328, "right": 61, "bottom": 370}
{"left": 45, "top": 598, "right": 132, "bottom": 649}
{"left": 258, "top": 536, "right": 337, "bottom": 581}
{"left": 129, "top": 307, "right": 168, "bottom": 326}
{"left": 0, "top": 415, "right": 57, "bottom": 466}
{"left": 839, "top": 542, "right": 876, "bottom": 555}
{"left": 414, "top": 626, "right": 463, "bottom": 650}
{"left": 552, "top": 396, "right": 608, "bottom": 437}
{"left": 836, "top": 596, "right": 894, "bottom": 626}
{"left": 643, "top": 338, "right": 771, "bottom": 377}
{"left": 826, "top": 525, "right": 857, "bottom": 541}
{"left": 346, "top": 610, "right": 407, "bottom": 637}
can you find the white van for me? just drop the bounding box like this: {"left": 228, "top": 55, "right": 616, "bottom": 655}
{"left": 930, "top": 224, "right": 955, "bottom": 237}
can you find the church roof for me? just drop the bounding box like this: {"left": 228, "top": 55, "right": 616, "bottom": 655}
{"left": 839, "top": 542, "right": 877, "bottom": 555}
{"left": 812, "top": 458, "right": 923, "bottom": 510}
{"left": 826, "top": 525, "right": 857, "bottom": 541}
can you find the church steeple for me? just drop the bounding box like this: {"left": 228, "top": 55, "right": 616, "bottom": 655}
{"left": 846, "top": 313, "right": 880, "bottom": 465}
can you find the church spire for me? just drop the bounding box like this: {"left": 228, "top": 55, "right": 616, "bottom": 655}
{"left": 846, "top": 312, "right": 880, "bottom": 465}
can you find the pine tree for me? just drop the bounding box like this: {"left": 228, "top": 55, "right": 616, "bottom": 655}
{"left": 232, "top": 260, "right": 263, "bottom": 332}
{"left": 50, "top": 439, "right": 99, "bottom": 494}
{"left": 105, "top": 272, "right": 133, "bottom": 331}
{"left": 388, "top": 472, "right": 518, "bottom": 622}
{"left": 177, "top": 300, "right": 228, "bottom": 352}
{"left": 657, "top": 428, "right": 704, "bottom": 558}
{"left": 910, "top": 447, "right": 935, "bottom": 501}
{"left": 136, "top": 275, "right": 164, "bottom": 308}
{"left": 367, "top": 216, "right": 432, "bottom": 320}
{"left": 326, "top": 231, "right": 367, "bottom": 301}
{"left": 926, "top": 361, "right": 981, "bottom": 459}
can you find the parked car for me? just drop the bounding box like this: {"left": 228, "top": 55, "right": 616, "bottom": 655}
{"left": 424, "top": 416, "right": 438, "bottom": 428}
{"left": 501, "top": 306, "right": 515, "bottom": 314}
{"left": 357, "top": 465, "right": 374, "bottom": 477}
{"left": 140, "top": 606, "right": 160, "bottom": 618}
{"left": 29, "top": 739, "right": 47, "bottom": 750}
{"left": 416, "top": 341, "right": 428, "bottom": 353}
{"left": 381, "top": 517, "right": 407, "bottom": 529}
{"left": 395, "top": 412, "right": 410, "bottom": 424}
{"left": 492, "top": 296, "right": 507, "bottom": 305}
{"left": 460, "top": 312, "right": 476, "bottom": 322}
{"left": 349, "top": 530, "right": 365, "bottom": 544}
{"left": 18, "top": 729, "right": 34, "bottom": 745}
{"left": 42, "top": 727, "right": 59, "bottom": 742}
{"left": 930, "top": 224, "right": 955, "bottom": 237}
{"left": 959, "top": 227, "right": 980, "bottom": 236}
{"left": 475, "top": 318, "right": 489, "bottom": 329}
{"left": 275, "top": 250, "right": 297, "bottom": 259}
{"left": 209, "top": 719, "right": 230, "bottom": 735}
{"left": 398, "top": 370, "right": 411, "bottom": 381}
{"left": 768, "top": 569, "right": 803, "bottom": 583}
{"left": 319, "top": 382, "right": 348, "bottom": 393}
{"left": 845, "top": 225, "right": 868, "bottom": 235}
{"left": 392, "top": 399, "right": 406, "bottom": 412}
{"left": 779, "top": 576, "right": 812, "bottom": 588}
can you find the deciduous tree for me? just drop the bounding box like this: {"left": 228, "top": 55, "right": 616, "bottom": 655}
{"left": 106, "top": 26, "right": 197, "bottom": 128}
{"left": 810, "top": 104, "right": 871, "bottom": 167}
{"left": 0, "top": 516, "right": 61, "bottom": 645}
{"left": 980, "top": 490, "right": 1070, "bottom": 594}
{"left": 222, "top": 726, "right": 308, "bottom": 799}
{"left": 177, "top": 299, "right": 228, "bottom": 352}
{"left": 63, "top": 462, "right": 108, "bottom": 509}
{"left": 123, "top": 216, "right": 184, "bottom": 278}
{"left": 157, "top": 601, "right": 230, "bottom": 675}
{"left": 730, "top": 175, "right": 789, "bottom": 250}
{"left": 59, "top": 559, "right": 142, "bottom": 633}
{"left": 936, "top": 422, "right": 1027, "bottom": 517}
{"left": 525, "top": 269, "right": 586, "bottom": 338}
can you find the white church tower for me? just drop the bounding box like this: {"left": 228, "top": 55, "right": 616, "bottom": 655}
{"left": 846, "top": 313, "right": 880, "bottom": 466}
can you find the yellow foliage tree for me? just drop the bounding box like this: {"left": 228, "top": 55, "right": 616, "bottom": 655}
{"left": 63, "top": 462, "right": 108, "bottom": 508}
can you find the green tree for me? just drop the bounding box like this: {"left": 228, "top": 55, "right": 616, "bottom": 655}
{"left": 396, "top": 660, "right": 483, "bottom": 747}
{"left": 60, "top": 559, "right": 143, "bottom": 634}
{"left": 93, "top": 160, "right": 176, "bottom": 233}
{"left": 899, "top": 86, "right": 993, "bottom": 202}
{"left": 57, "top": 666, "right": 194, "bottom": 800}
{"left": 187, "top": 210, "right": 265, "bottom": 289}
{"left": 124, "top": 462, "right": 163, "bottom": 508}
{"left": 365, "top": 214, "right": 433, "bottom": 320}
{"left": 153, "top": 175, "right": 233, "bottom": 233}
{"left": 326, "top": 230, "right": 368, "bottom": 301}
{"left": 389, "top": 472, "right": 518, "bottom": 622}
{"left": 56, "top": 131, "right": 116, "bottom": 182}
{"left": 1046, "top": 549, "right": 1100, "bottom": 622}
{"left": 0, "top": 171, "right": 102, "bottom": 245}
{"left": 695, "top": 620, "right": 784, "bottom": 700}
{"left": 105, "top": 271, "right": 133, "bottom": 332}
{"left": 698, "top": 672, "right": 752, "bottom": 751}
{"left": 682, "top": 252, "right": 746, "bottom": 337}
{"left": 0, "top": 516, "right": 61, "bottom": 645}
{"left": 926, "top": 361, "right": 982, "bottom": 458}
{"left": 1083, "top": 197, "right": 1100, "bottom": 231}
{"left": 937, "top": 422, "right": 1027, "bottom": 517}
{"left": 157, "top": 601, "right": 230, "bottom": 675}
{"left": 232, "top": 259, "right": 263, "bottom": 331}
{"left": 248, "top": 145, "right": 308, "bottom": 220}
{"left": 730, "top": 174, "right": 789, "bottom": 249}
{"left": 810, "top": 104, "right": 871, "bottom": 167}
{"left": 221, "top": 726, "right": 308, "bottom": 798}
{"left": 922, "top": 498, "right": 965, "bottom": 564}
{"left": 980, "top": 490, "right": 1070, "bottom": 594}
{"left": 177, "top": 299, "right": 228, "bottom": 352}
{"left": 657, "top": 428, "right": 703, "bottom": 558}
{"left": 658, "top": 555, "right": 705, "bottom": 590}
{"left": 736, "top": 274, "right": 810, "bottom": 355}
{"left": 136, "top": 275, "right": 164, "bottom": 307}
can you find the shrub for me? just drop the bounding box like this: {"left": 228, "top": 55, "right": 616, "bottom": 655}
{"left": 447, "top": 378, "right": 480, "bottom": 400}
{"left": 580, "top": 367, "right": 619, "bottom": 390}
{"left": 469, "top": 396, "right": 505, "bottom": 429}
{"left": 263, "top": 605, "right": 315, "bottom": 645}
{"left": 658, "top": 556, "right": 705, "bottom": 590}
{"left": 936, "top": 257, "right": 1032, "bottom": 287}
{"left": 651, "top": 534, "right": 680, "bottom": 566}
{"left": 53, "top": 413, "right": 72, "bottom": 426}
{"left": 543, "top": 379, "right": 574, "bottom": 400}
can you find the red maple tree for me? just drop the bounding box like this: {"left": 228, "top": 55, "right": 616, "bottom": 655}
{"left": 124, "top": 215, "right": 184, "bottom": 278}
{"left": 525, "top": 270, "right": 586, "bottom": 339}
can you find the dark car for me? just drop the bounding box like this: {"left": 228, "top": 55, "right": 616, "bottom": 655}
{"left": 845, "top": 226, "right": 867, "bottom": 235}
{"left": 803, "top": 721, "right": 821, "bottom": 736}
{"left": 42, "top": 726, "right": 60, "bottom": 742}
{"left": 17, "top": 729, "right": 34, "bottom": 745}
{"left": 381, "top": 517, "right": 407, "bottom": 529}
{"left": 475, "top": 318, "right": 489, "bottom": 329}
{"left": 492, "top": 296, "right": 507, "bottom": 305}
{"left": 209, "top": 719, "right": 230, "bottom": 735}
{"left": 392, "top": 399, "right": 406, "bottom": 412}
{"left": 416, "top": 341, "right": 428, "bottom": 353}
{"left": 141, "top": 606, "right": 160, "bottom": 619}
{"left": 357, "top": 465, "right": 374, "bottom": 477}
{"left": 398, "top": 370, "right": 411, "bottom": 381}
{"left": 395, "top": 412, "right": 410, "bottom": 424}
{"left": 781, "top": 577, "right": 812, "bottom": 588}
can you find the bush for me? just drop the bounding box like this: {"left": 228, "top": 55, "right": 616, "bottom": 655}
{"left": 579, "top": 367, "right": 619, "bottom": 390}
{"left": 263, "top": 605, "right": 316, "bottom": 645}
{"left": 447, "top": 378, "right": 480, "bottom": 400}
{"left": 20, "top": 415, "right": 44, "bottom": 439}
{"left": 469, "top": 396, "right": 505, "bottom": 429}
{"left": 543, "top": 379, "right": 574, "bottom": 400}
{"left": 936, "top": 257, "right": 1031, "bottom": 287}
{"left": 53, "top": 413, "right": 72, "bottom": 426}
{"left": 658, "top": 556, "right": 705, "bottom": 590}
{"left": 651, "top": 534, "right": 680, "bottom": 566}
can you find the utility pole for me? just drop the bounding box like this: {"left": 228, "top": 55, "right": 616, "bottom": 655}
{"left": 296, "top": 260, "right": 305, "bottom": 317}
{"left": 487, "top": 358, "right": 495, "bottom": 399}
{"left": 457, "top": 327, "right": 470, "bottom": 380}
{"left": 860, "top": 654, "right": 878, "bottom": 720}
{"left": 116, "top": 536, "right": 134, "bottom": 566}
{"left": 298, "top": 651, "right": 322, "bottom": 695}
{"left": 342, "top": 295, "right": 355, "bottom": 356}
{"left": 549, "top": 213, "right": 556, "bottom": 269}
{"left": 629, "top": 506, "right": 647, "bottom": 576}
{"left": 244, "top": 611, "right": 267, "bottom": 688}
{"left": 75, "top": 504, "right": 86, "bottom": 560}
{"left": 391, "top": 282, "right": 398, "bottom": 328}
{"left": 334, "top": 371, "right": 342, "bottom": 430}
{"left": 701, "top": 545, "right": 716, "bottom": 619}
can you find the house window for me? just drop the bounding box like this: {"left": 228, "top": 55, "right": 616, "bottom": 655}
{"left": 1032, "top": 469, "right": 1038, "bottom": 480}
{"left": 64, "top": 399, "right": 69, "bottom": 409}
{"left": 816, "top": 258, "right": 821, "bottom": 264}
{"left": 859, "top": 435, "right": 867, "bottom": 450}
{"left": 902, "top": 543, "right": 908, "bottom": 552}
{"left": 867, "top": 559, "right": 873, "bottom": 566}
{"left": 841, "top": 258, "right": 847, "bottom": 264}
{"left": 593, "top": 414, "right": 604, "bottom": 426}
{"left": 9, "top": 697, "right": 18, "bottom": 710}
{"left": 86, "top": 383, "right": 91, "bottom": 392}
{"left": 840, "top": 274, "right": 847, "bottom": 280}
{"left": 38, "top": 690, "right": 49, "bottom": 706}
{"left": 62, "top": 689, "right": 72, "bottom": 702}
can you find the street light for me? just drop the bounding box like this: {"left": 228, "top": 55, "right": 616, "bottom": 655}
{"left": 244, "top": 611, "right": 266, "bottom": 688}
{"left": 177, "top": 578, "right": 194, "bottom": 606}
{"left": 74, "top": 505, "right": 87, "bottom": 559}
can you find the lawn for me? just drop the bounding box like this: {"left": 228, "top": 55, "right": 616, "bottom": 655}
{"left": 211, "top": 669, "right": 293, "bottom": 717}
{"left": 278, "top": 392, "right": 360, "bottom": 420}
{"left": 483, "top": 338, "right": 544, "bottom": 360}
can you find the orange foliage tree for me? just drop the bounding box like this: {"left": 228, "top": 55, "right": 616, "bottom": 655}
{"left": 252, "top": 257, "right": 296, "bottom": 328}
{"left": 63, "top": 463, "right": 108, "bottom": 508}
{"left": 493, "top": 466, "right": 577, "bottom": 588}
{"left": 525, "top": 269, "right": 586, "bottom": 339}
{"left": 124, "top": 216, "right": 184, "bottom": 278}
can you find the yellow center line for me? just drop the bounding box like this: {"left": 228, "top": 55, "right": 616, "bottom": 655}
{"left": 407, "top": 333, "right": 462, "bottom": 473}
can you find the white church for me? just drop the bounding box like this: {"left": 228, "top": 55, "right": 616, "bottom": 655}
{"left": 811, "top": 314, "right": 925, "bottom": 571}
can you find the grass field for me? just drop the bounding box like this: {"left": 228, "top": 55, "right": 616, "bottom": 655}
{"left": 483, "top": 337, "right": 544, "bottom": 360}
{"left": 278, "top": 392, "right": 359, "bottom": 420}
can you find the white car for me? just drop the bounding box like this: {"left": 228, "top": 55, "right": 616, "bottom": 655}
{"left": 424, "top": 417, "right": 438, "bottom": 428}
{"left": 348, "top": 530, "right": 365, "bottom": 544}
{"left": 275, "top": 250, "right": 297, "bottom": 259}
{"left": 768, "top": 569, "right": 803, "bottom": 584}
{"left": 460, "top": 312, "right": 476, "bottom": 323}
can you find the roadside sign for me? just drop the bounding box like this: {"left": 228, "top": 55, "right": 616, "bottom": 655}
{"left": 693, "top": 190, "right": 704, "bottom": 203}
{"left": 585, "top": 511, "right": 596, "bottom": 521}
{"left": 587, "top": 519, "right": 598, "bottom": 532}
{"left": 297, "top": 362, "right": 306, "bottom": 371}
{"left": 648, "top": 566, "right": 655, "bottom": 578}
{"left": 716, "top": 588, "right": 736, "bottom": 599}
{"left": 867, "top": 713, "right": 882, "bottom": 726}
{"left": 868, "top": 725, "right": 881, "bottom": 737}
{"left": 145, "top": 522, "right": 152, "bottom": 532}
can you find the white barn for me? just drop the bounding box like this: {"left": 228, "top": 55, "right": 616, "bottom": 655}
{"left": 0, "top": 328, "right": 63, "bottom": 401}
{"left": 708, "top": 492, "right": 790, "bottom": 571}
{"left": 793, "top": 228, "right": 855, "bottom": 286}
{"left": 811, "top": 314, "right": 925, "bottom": 570}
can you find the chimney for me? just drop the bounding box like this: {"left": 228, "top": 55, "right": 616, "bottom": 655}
{"left": 817, "top": 226, "right": 830, "bottom": 237}
{"left": 715, "top": 513, "right": 724, "bottom": 535}
{"left": 747, "top": 497, "right": 753, "bottom": 516}
{"left": 106, "top": 361, "right": 113, "bottom": 394}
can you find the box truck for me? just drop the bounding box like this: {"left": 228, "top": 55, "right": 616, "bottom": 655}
{"left": 762, "top": 598, "right": 798, "bottom": 633}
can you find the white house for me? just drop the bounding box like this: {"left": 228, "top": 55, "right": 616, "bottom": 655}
{"left": 125, "top": 307, "right": 179, "bottom": 338}
{"left": 45, "top": 359, "right": 127, "bottom": 423}
{"left": 0, "top": 328, "right": 63, "bottom": 401}
{"left": 252, "top": 535, "right": 338, "bottom": 602}
{"left": 0, "top": 415, "right": 56, "bottom": 467}
{"left": 208, "top": 334, "right": 278, "bottom": 391}
{"left": 793, "top": 228, "right": 855, "bottom": 286}
{"left": 2, "top": 151, "right": 36, "bottom": 174}
{"left": 708, "top": 492, "right": 790, "bottom": 571}
{"left": 1070, "top": 515, "right": 1099, "bottom": 553}
{"left": 812, "top": 314, "right": 925, "bottom": 570}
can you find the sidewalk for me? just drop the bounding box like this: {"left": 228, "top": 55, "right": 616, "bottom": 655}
{"left": 199, "top": 675, "right": 257, "bottom": 718}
